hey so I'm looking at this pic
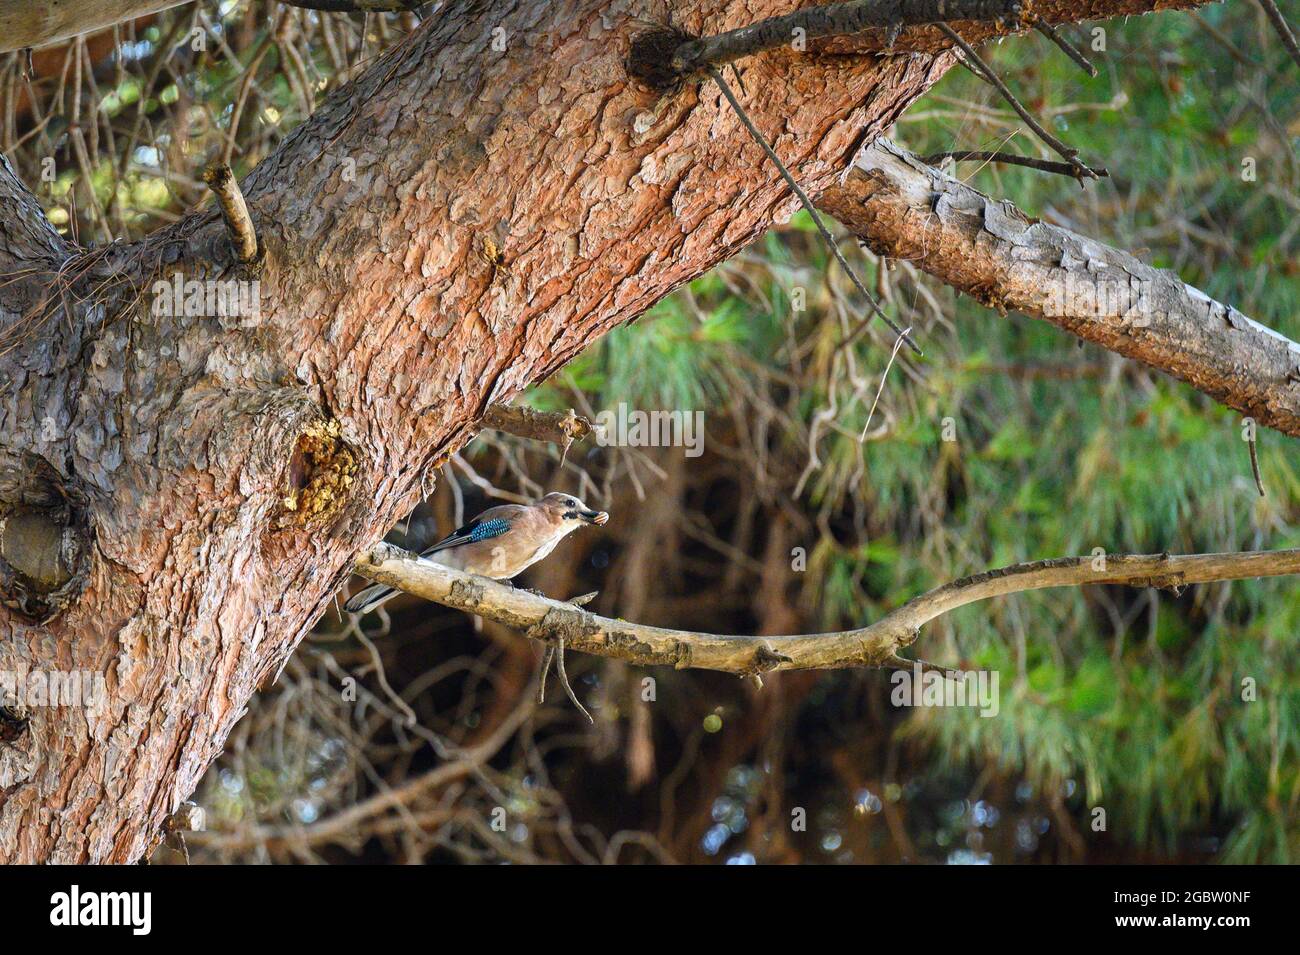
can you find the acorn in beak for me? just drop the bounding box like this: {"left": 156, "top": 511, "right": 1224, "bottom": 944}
{"left": 582, "top": 509, "right": 608, "bottom": 526}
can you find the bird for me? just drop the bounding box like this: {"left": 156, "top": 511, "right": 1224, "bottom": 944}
{"left": 344, "top": 491, "right": 609, "bottom": 615}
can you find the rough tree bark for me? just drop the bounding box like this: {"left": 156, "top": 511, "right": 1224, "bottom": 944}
{"left": 0, "top": 0, "right": 1221, "bottom": 862}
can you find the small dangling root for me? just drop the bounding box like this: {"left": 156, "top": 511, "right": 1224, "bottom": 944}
{"left": 536, "top": 637, "right": 593, "bottom": 723}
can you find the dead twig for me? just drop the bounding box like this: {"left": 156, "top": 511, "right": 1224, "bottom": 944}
{"left": 1032, "top": 20, "right": 1097, "bottom": 76}
{"left": 1256, "top": 0, "right": 1300, "bottom": 72}
{"left": 202, "top": 161, "right": 259, "bottom": 265}
{"left": 482, "top": 404, "right": 594, "bottom": 452}
{"left": 707, "top": 64, "right": 920, "bottom": 355}
{"left": 922, "top": 150, "right": 1109, "bottom": 180}
{"left": 936, "top": 23, "right": 1103, "bottom": 180}
{"left": 1248, "top": 428, "right": 1266, "bottom": 497}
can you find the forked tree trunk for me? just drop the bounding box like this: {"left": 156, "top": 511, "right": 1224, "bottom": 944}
{"left": 0, "top": 0, "right": 1200, "bottom": 861}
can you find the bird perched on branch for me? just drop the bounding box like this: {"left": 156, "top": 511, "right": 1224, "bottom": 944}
{"left": 344, "top": 491, "right": 609, "bottom": 615}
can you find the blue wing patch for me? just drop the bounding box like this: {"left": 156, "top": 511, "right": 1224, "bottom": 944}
{"left": 469, "top": 518, "right": 510, "bottom": 542}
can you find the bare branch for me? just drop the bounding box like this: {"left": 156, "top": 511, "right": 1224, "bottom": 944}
{"left": 817, "top": 139, "right": 1300, "bottom": 437}
{"left": 1033, "top": 20, "right": 1097, "bottom": 76}
{"left": 202, "top": 162, "right": 259, "bottom": 266}
{"left": 353, "top": 543, "right": 1300, "bottom": 676}
{"left": 921, "top": 150, "right": 1109, "bottom": 181}
{"left": 631, "top": 0, "right": 1025, "bottom": 86}
{"left": 481, "top": 404, "right": 594, "bottom": 447}
{"left": 1256, "top": 0, "right": 1300, "bottom": 72}
{"left": 936, "top": 23, "right": 1102, "bottom": 179}
{"left": 0, "top": 0, "right": 419, "bottom": 53}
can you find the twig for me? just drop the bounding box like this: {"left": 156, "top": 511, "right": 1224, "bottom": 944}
{"left": 707, "top": 65, "right": 920, "bottom": 355}
{"left": 537, "top": 643, "right": 555, "bottom": 702}
{"left": 885, "top": 654, "right": 967, "bottom": 681}
{"left": 860, "top": 326, "right": 911, "bottom": 440}
{"left": 936, "top": 23, "right": 1103, "bottom": 180}
{"left": 1248, "top": 428, "right": 1266, "bottom": 497}
{"left": 1256, "top": 0, "right": 1300, "bottom": 72}
{"left": 553, "top": 636, "right": 592, "bottom": 723}
{"left": 202, "top": 162, "right": 259, "bottom": 265}
{"left": 637, "top": 1, "right": 1025, "bottom": 84}
{"left": 1189, "top": 11, "right": 1257, "bottom": 68}
{"left": 481, "top": 404, "right": 594, "bottom": 448}
{"left": 922, "top": 150, "right": 1109, "bottom": 180}
{"left": 354, "top": 543, "right": 1300, "bottom": 676}
{"left": 1033, "top": 21, "right": 1097, "bottom": 76}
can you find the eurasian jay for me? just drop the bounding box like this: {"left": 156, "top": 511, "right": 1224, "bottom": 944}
{"left": 344, "top": 491, "right": 609, "bottom": 615}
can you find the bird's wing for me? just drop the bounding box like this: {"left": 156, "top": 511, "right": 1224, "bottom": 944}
{"left": 420, "top": 504, "right": 525, "bottom": 556}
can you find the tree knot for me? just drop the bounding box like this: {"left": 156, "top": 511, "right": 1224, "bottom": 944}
{"left": 742, "top": 643, "right": 793, "bottom": 676}
{"left": 527, "top": 606, "right": 600, "bottom": 645}
{"left": 449, "top": 577, "right": 486, "bottom": 608}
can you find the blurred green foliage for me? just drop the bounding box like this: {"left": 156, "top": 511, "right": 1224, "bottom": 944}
{"left": 523, "top": 6, "right": 1300, "bottom": 862}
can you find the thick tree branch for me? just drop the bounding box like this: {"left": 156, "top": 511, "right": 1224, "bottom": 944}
{"left": 632, "top": 0, "right": 1210, "bottom": 81}
{"left": 817, "top": 138, "right": 1300, "bottom": 436}
{"left": 638, "top": 0, "right": 1024, "bottom": 86}
{"left": 0, "top": 1, "right": 189, "bottom": 53}
{"left": 353, "top": 543, "right": 1300, "bottom": 675}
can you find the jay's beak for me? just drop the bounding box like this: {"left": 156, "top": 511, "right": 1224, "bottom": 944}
{"left": 581, "top": 509, "right": 609, "bottom": 526}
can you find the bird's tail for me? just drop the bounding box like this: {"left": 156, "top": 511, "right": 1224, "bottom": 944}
{"left": 343, "top": 582, "right": 397, "bottom": 615}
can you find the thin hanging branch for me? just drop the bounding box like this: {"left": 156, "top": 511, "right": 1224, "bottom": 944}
{"left": 1256, "top": 0, "right": 1300, "bottom": 71}
{"left": 707, "top": 64, "right": 920, "bottom": 354}
{"left": 1033, "top": 20, "right": 1098, "bottom": 76}
{"left": 936, "top": 22, "right": 1104, "bottom": 179}
{"left": 921, "top": 150, "right": 1110, "bottom": 180}
{"left": 352, "top": 543, "right": 1300, "bottom": 677}
{"left": 1247, "top": 429, "right": 1266, "bottom": 497}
